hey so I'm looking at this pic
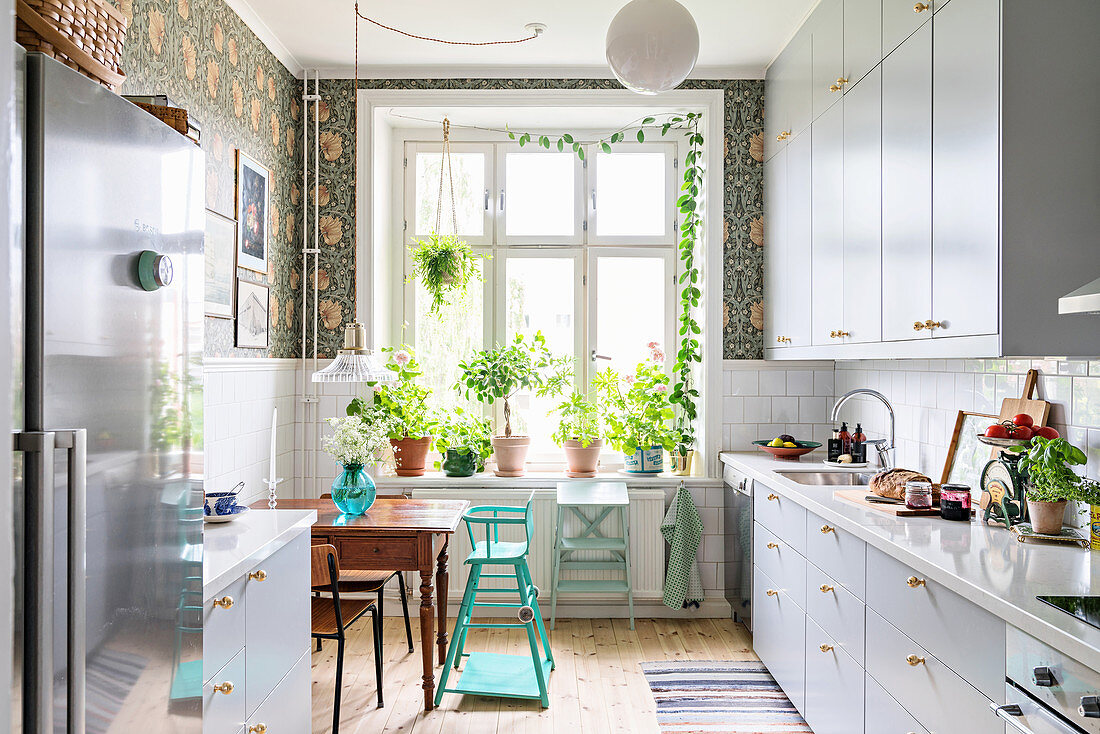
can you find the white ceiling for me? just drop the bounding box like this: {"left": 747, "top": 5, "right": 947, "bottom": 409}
{"left": 228, "top": 0, "right": 818, "bottom": 79}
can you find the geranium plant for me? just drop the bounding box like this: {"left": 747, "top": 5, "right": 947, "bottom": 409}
{"left": 408, "top": 233, "right": 485, "bottom": 313}
{"left": 593, "top": 344, "right": 680, "bottom": 455}
{"left": 551, "top": 389, "right": 602, "bottom": 448}
{"left": 433, "top": 407, "right": 493, "bottom": 469}
{"left": 321, "top": 414, "right": 393, "bottom": 467}
{"left": 347, "top": 346, "right": 435, "bottom": 439}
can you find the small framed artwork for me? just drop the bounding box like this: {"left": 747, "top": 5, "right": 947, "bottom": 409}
{"left": 204, "top": 210, "right": 237, "bottom": 318}
{"left": 941, "top": 410, "right": 998, "bottom": 488}
{"left": 235, "top": 149, "right": 270, "bottom": 273}
{"left": 235, "top": 278, "right": 270, "bottom": 349}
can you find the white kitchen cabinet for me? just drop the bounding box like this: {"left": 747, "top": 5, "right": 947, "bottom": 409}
{"left": 764, "top": 27, "right": 812, "bottom": 162}
{"left": 245, "top": 650, "right": 311, "bottom": 734}
{"left": 763, "top": 150, "right": 788, "bottom": 347}
{"left": 753, "top": 564, "right": 806, "bottom": 716}
{"left": 864, "top": 673, "right": 929, "bottom": 734}
{"left": 204, "top": 649, "right": 246, "bottom": 733}
{"left": 804, "top": 617, "right": 865, "bottom": 734}
{"left": 811, "top": 101, "right": 845, "bottom": 346}
{"left": 806, "top": 563, "right": 865, "bottom": 665}
{"left": 765, "top": 132, "right": 812, "bottom": 350}
{"left": 810, "top": 0, "right": 845, "bottom": 120}
{"left": 754, "top": 522, "right": 807, "bottom": 610}
{"left": 882, "top": 0, "right": 932, "bottom": 58}
{"left": 805, "top": 510, "right": 866, "bottom": 600}
{"left": 843, "top": 0, "right": 881, "bottom": 87}
{"left": 753, "top": 488, "right": 807, "bottom": 554}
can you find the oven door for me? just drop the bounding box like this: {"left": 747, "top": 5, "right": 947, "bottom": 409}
{"left": 995, "top": 683, "right": 1091, "bottom": 734}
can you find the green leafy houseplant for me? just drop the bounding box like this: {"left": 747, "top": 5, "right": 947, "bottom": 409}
{"left": 408, "top": 232, "right": 484, "bottom": 313}
{"left": 1013, "top": 436, "right": 1090, "bottom": 534}
{"left": 593, "top": 346, "right": 681, "bottom": 460}
{"left": 551, "top": 390, "right": 602, "bottom": 448}
{"left": 432, "top": 407, "right": 493, "bottom": 476}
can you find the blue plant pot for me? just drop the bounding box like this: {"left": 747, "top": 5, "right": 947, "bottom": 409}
{"left": 623, "top": 446, "right": 664, "bottom": 474}
{"left": 330, "top": 463, "right": 376, "bottom": 515}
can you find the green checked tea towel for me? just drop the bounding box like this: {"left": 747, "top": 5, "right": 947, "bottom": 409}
{"left": 660, "top": 484, "right": 704, "bottom": 609}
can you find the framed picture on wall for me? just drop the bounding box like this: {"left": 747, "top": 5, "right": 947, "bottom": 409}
{"left": 204, "top": 210, "right": 237, "bottom": 318}
{"left": 235, "top": 149, "right": 270, "bottom": 273}
{"left": 235, "top": 278, "right": 270, "bottom": 349}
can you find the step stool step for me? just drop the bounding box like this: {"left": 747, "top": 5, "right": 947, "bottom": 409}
{"left": 554, "top": 579, "right": 631, "bottom": 593}
{"left": 559, "top": 537, "right": 627, "bottom": 551}
{"left": 450, "top": 652, "right": 553, "bottom": 701}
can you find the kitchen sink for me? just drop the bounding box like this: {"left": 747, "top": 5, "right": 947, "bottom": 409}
{"left": 776, "top": 471, "right": 877, "bottom": 486}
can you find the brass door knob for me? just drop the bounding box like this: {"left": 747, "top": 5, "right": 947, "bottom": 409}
{"left": 820, "top": 644, "right": 834, "bottom": 653}
{"left": 821, "top": 524, "right": 835, "bottom": 534}
{"left": 820, "top": 584, "right": 834, "bottom": 593}
{"left": 907, "top": 576, "right": 926, "bottom": 588}
{"left": 829, "top": 84, "right": 841, "bottom": 92}
{"left": 766, "top": 542, "right": 779, "bottom": 550}
{"left": 914, "top": 2, "right": 931, "bottom": 11}
{"left": 212, "top": 596, "right": 234, "bottom": 610}
{"left": 766, "top": 589, "right": 778, "bottom": 597}
{"left": 249, "top": 570, "right": 267, "bottom": 582}
{"left": 212, "top": 681, "right": 234, "bottom": 695}
{"left": 906, "top": 654, "right": 926, "bottom": 666}
{"left": 836, "top": 77, "right": 849, "bottom": 85}
{"left": 767, "top": 493, "right": 779, "bottom": 501}
{"left": 923, "top": 320, "right": 942, "bottom": 330}
{"left": 249, "top": 726, "right": 267, "bottom": 734}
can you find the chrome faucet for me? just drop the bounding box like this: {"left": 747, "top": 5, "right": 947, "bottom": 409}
{"left": 831, "top": 389, "right": 895, "bottom": 470}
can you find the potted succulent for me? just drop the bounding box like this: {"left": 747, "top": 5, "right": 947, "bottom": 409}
{"left": 457, "top": 331, "right": 569, "bottom": 477}
{"left": 594, "top": 344, "right": 680, "bottom": 474}
{"left": 408, "top": 232, "right": 485, "bottom": 313}
{"left": 321, "top": 414, "right": 393, "bottom": 515}
{"left": 1015, "top": 436, "right": 1090, "bottom": 535}
{"left": 348, "top": 346, "right": 435, "bottom": 477}
{"left": 552, "top": 389, "right": 604, "bottom": 478}
{"left": 433, "top": 407, "right": 493, "bottom": 478}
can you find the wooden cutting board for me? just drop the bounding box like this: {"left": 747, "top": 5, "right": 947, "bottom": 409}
{"left": 834, "top": 489, "right": 941, "bottom": 517}
{"left": 990, "top": 369, "right": 1050, "bottom": 457}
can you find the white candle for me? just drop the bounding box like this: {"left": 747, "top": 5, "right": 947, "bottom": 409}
{"left": 268, "top": 406, "right": 278, "bottom": 482}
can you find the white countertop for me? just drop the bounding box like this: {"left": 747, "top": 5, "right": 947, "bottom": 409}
{"left": 720, "top": 451, "right": 1100, "bottom": 671}
{"left": 203, "top": 509, "right": 316, "bottom": 600}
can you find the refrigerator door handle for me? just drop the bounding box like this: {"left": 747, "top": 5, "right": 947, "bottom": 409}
{"left": 55, "top": 429, "right": 87, "bottom": 734}
{"left": 13, "top": 430, "right": 56, "bottom": 734}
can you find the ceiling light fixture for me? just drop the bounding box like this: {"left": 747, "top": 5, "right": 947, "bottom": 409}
{"left": 312, "top": 322, "right": 391, "bottom": 383}
{"left": 606, "top": 0, "right": 700, "bottom": 95}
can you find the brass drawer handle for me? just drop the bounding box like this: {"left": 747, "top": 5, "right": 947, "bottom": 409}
{"left": 914, "top": 2, "right": 930, "bottom": 11}
{"left": 766, "top": 589, "right": 778, "bottom": 597}
{"left": 906, "top": 576, "right": 926, "bottom": 588}
{"left": 249, "top": 725, "right": 267, "bottom": 734}
{"left": 249, "top": 570, "right": 267, "bottom": 582}
{"left": 766, "top": 542, "right": 779, "bottom": 550}
{"left": 907, "top": 654, "right": 926, "bottom": 666}
{"left": 767, "top": 493, "right": 779, "bottom": 501}
{"left": 820, "top": 584, "right": 834, "bottom": 593}
{"left": 212, "top": 596, "right": 234, "bottom": 610}
{"left": 820, "top": 524, "right": 835, "bottom": 534}
{"left": 212, "top": 681, "right": 234, "bottom": 695}
{"left": 820, "top": 644, "right": 834, "bottom": 653}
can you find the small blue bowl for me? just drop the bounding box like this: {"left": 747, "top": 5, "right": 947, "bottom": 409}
{"left": 205, "top": 482, "right": 244, "bottom": 516}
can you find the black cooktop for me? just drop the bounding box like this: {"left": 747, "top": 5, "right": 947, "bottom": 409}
{"left": 1037, "top": 596, "right": 1100, "bottom": 631}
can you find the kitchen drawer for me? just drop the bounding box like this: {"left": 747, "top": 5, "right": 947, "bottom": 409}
{"left": 335, "top": 534, "right": 417, "bottom": 568}
{"left": 245, "top": 648, "right": 311, "bottom": 734}
{"left": 245, "top": 533, "right": 311, "bottom": 716}
{"left": 753, "top": 486, "right": 807, "bottom": 555}
{"left": 806, "top": 563, "right": 865, "bottom": 665}
{"left": 866, "top": 546, "right": 1005, "bottom": 699}
{"left": 753, "top": 564, "right": 806, "bottom": 716}
{"left": 203, "top": 648, "right": 245, "bottom": 734}
{"left": 204, "top": 575, "right": 246, "bottom": 683}
{"left": 864, "top": 672, "right": 929, "bottom": 734}
{"left": 865, "top": 609, "right": 1003, "bottom": 734}
{"left": 806, "top": 510, "right": 866, "bottom": 600}
{"left": 805, "top": 616, "right": 864, "bottom": 734}
{"left": 754, "top": 522, "right": 807, "bottom": 610}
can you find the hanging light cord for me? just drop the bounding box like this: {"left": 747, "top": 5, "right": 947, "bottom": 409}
{"left": 355, "top": 6, "right": 543, "bottom": 46}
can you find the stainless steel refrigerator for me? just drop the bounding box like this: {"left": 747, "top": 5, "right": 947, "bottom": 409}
{"left": 12, "top": 51, "right": 204, "bottom": 734}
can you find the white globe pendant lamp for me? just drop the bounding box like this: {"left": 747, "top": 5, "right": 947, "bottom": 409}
{"left": 606, "top": 0, "right": 700, "bottom": 95}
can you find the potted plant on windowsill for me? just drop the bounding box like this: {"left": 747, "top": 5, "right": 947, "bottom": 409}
{"left": 321, "top": 414, "right": 394, "bottom": 515}
{"left": 408, "top": 232, "right": 485, "bottom": 313}
{"left": 432, "top": 407, "right": 493, "bottom": 478}
{"left": 457, "top": 331, "right": 569, "bottom": 477}
{"left": 552, "top": 389, "right": 604, "bottom": 478}
{"left": 348, "top": 346, "right": 436, "bottom": 477}
{"left": 594, "top": 344, "right": 680, "bottom": 474}
{"left": 1014, "top": 436, "right": 1090, "bottom": 535}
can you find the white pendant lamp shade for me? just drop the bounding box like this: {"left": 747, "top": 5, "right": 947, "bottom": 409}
{"left": 606, "top": 0, "right": 700, "bottom": 95}
{"left": 312, "top": 322, "right": 393, "bottom": 383}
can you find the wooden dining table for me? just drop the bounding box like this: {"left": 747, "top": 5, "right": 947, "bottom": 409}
{"left": 252, "top": 498, "right": 470, "bottom": 710}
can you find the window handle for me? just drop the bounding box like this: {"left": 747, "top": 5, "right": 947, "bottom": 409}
{"left": 591, "top": 350, "right": 612, "bottom": 362}
{"left": 485, "top": 189, "right": 490, "bottom": 211}
{"left": 499, "top": 189, "right": 505, "bottom": 211}
{"left": 591, "top": 189, "right": 597, "bottom": 210}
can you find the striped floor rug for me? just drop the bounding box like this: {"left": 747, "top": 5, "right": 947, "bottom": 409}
{"left": 641, "top": 661, "right": 812, "bottom": 733}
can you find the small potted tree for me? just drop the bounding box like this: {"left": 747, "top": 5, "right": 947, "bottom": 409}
{"left": 348, "top": 346, "right": 435, "bottom": 477}
{"left": 408, "top": 233, "right": 485, "bottom": 313}
{"left": 594, "top": 345, "right": 680, "bottom": 474}
{"left": 433, "top": 407, "right": 493, "bottom": 478}
{"left": 457, "top": 331, "right": 569, "bottom": 477}
{"left": 552, "top": 389, "right": 604, "bottom": 478}
{"left": 1016, "top": 436, "right": 1090, "bottom": 535}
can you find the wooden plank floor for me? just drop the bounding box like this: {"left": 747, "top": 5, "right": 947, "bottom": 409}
{"left": 311, "top": 616, "right": 756, "bottom": 734}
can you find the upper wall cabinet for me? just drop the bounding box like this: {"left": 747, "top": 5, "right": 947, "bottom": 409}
{"left": 764, "top": 0, "right": 1100, "bottom": 360}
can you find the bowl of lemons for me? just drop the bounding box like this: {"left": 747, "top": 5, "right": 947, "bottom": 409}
{"left": 752, "top": 435, "right": 822, "bottom": 459}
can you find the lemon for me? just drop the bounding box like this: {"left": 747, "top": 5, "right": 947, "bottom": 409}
{"left": 783, "top": 441, "right": 798, "bottom": 448}
{"left": 769, "top": 438, "right": 784, "bottom": 447}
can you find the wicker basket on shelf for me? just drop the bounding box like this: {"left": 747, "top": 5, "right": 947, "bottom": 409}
{"left": 16, "top": 0, "right": 127, "bottom": 91}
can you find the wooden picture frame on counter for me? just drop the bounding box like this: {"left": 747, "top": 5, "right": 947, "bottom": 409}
{"left": 942, "top": 411, "right": 998, "bottom": 489}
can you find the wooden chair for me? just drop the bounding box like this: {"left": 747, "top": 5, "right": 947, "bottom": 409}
{"left": 318, "top": 493, "right": 415, "bottom": 653}
{"left": 312, "top": 544, "right": 383, "bottom": 733}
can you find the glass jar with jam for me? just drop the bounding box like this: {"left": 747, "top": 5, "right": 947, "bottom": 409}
{"left": 904, "top": 480, "right": 933, "bottom": 510}
{"left": 939, "top": 483, "right": 972, "bottom": 521}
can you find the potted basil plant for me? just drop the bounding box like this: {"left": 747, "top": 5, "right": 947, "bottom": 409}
{"left": 593, "top": 346, "right": 680, "bottom": 474}
{"left": 432, "top": 407, "right": 493, "bottom": 478}
{"left": 551, "top": 390, "right": 604, "bottom": 477}
{"left": 1015, "top": 436, "right": 1089, "bottom": 535}
{"left": 408, "top": 232, "right": 485, "bottom": 313}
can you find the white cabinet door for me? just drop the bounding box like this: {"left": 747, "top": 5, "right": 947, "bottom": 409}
{"left": 883, "top": 0, "right": 932, "bottom": 57}
{"left": 811, "top": 101, "right": 845, "bottom": 346}
{"left": 245, "top": 650, "right": 311, "bottom": 734}
{"left": 881, "top": 22, "right": 932, "bottom": 342}
{"left": 764, "top": 54, "right": 788, "bottom": 162}
{"left": 841, "top": 69, "right": 882, "bottom": 345}
{"left": 811, "top": 0, "right": 845, "bottom": 120}
{"left": 787, "top": 27, "right": 814, "bottom": 140}
{"left": 864, "top": 673, "right": 929, "bottom": 734}
{"left": 204, "top": 576, "right": 246, "bottom": 684}
{"left": 203, "top": 648, "right": 246, "bottom": 734}
{"left": 844, "top": 0, "right": 881, "bottom": 87}
{"left": 764, "top": 149, "right": 788, "bottom": 348}
{"left": 804, "top": 617, "right": 865, "bottom": 734}
{"left": 931, "top": 0, "right": 1000, "bottom": 339}
{"left": 806, "top": 564, "right": 865, "bottom": 665}
{"left": 754, "top": 522, "right": 808, "bottom": 611}
{"left": 753, "top": 565, "right": 807, "bottom": 716}
{"left": 753, "top": 487, "right": 807, "bottom": 554}
{"left": 785, "top": 131, "right": 813, "bottom": 348}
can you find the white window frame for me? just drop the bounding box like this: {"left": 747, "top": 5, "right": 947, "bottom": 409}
{"left": 588, "top": 142, "right": 680, "bottom": 246}
{"left": 403, "top": 141, "right": 495, "bottom": 247}
{"left": 495, "top": 144, "right": 586, "bottom": 246}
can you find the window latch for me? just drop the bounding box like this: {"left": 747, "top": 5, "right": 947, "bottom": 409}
{"left": 499, "top": 189, "right": 505, "bottom": 211}
{"left": 591, "top": 351, "right": 612, "bottom": 362}
{"left": 591, "top": 189, "right": 597, "bottom": 210}
{"left": 484, "top": 189, "right": 490, "bottom": 211}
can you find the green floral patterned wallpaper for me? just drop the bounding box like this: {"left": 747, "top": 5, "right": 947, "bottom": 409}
{"left": 311, "top": 78, "right": 765, "bottom": 360}
{"left": 112, "top": 0, "right": 301, "bottom": 357}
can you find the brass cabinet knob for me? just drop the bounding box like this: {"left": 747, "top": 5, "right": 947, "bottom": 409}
{"left": 906, "top": 654, "right": 926, "bottom": 666}
{"left": 924, "top": 320, "right": 942, "bottom": 330}
{"left": 775, "top": 335, "right": 792, "bottom": 343}
{"left": 767, "top": 493, "right": 779, "bottom": 501}
{"left": 835, "top": 330, "right": 850, "bottom": 338}
{"left": 913, "top": 321, "right": 926, "bottom": 331}
{"left": 766, "top": 542, "right": 779, "bottom": 550}
{"left": 212, "top": 681, "right": 234, "bottom": 695}
{"left": 906, "top": 576, "right": 926, "bottom": 588}
{"left": 914, "top": 2, "right": 931, "bottom": 11}
{"left": 776, "top": 130, "right": 792, "bottom": 141}
{"left": 820, "top": 584, "right": 834, "bottom": 593}
{"left": 829, "top": 84, "right": 841, "bottom": 92}
{"left": 249, "top": 726, "right": 267, "bottom": 734}
{"left": 820, "top": 644, "right": 834, "bottom": 653}
{"left": 249, "top": 570, "right": 267, "bottom": 582}
{"left": 836, "top": 77, "right": 849, "bottom": 85}
{"left": 212, "top": 596, "right": 234, "bottom": 610}
{"left": 821, "top": 524, "right": 835, "bottom": 534}
{"left": 766, "top": 589, "right": 779, "bottom": 597}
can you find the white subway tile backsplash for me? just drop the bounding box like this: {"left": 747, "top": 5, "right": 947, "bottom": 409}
{"left": 759, "top": 370, "right": 786, "bottom": 396}
{"left": 786, "top": 370, "right": 814, "bottom": 396}
{"left": 728, "top": 370, "right": 759, "bottom": 396}
{"left": 772, "top": 396, "right": 799, "bottom": 423}
{"left": 743, "top": 396, "right": 772, "bottom": 423}
{"left": 814, "top": 370, "right": 834, "bottom": 397}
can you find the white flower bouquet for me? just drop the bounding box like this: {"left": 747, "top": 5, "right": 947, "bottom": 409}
{"left": 322, "top": 414, "right": 393, "bottom": 467}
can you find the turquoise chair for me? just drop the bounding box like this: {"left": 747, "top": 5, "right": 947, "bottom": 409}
{"left": 435, "top": 498, "right": 554, "bottom": 708}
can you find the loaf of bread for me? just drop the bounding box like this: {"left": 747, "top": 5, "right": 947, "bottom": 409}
{"left": 869, "top": 468, "right": 933, "bottom": 500}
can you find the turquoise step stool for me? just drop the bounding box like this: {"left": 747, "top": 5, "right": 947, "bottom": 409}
{"left": 435, "top": 497, "right": 554, "bottom": 708}
{"left": 550, "top": 480, "right": 634, "bottom": 630}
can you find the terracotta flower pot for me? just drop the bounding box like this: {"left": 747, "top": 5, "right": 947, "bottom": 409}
{"left": 390, "top": 436, "right": 432, "bottom": 477}
{"left": 563, "top": 438, "right": 604, "bottom": 478}
{"left": 491, "top": 435, "right": 531, "bottom": 477}
{"left": 1027, "top": 499, "right": 1068, "bottom": 535}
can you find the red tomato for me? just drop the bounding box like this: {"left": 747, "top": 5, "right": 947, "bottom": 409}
{"left": 1012, "top": 414, "right": 1034, "bottom": 428}
{"left": 1033, "top": 426, "right": 1060, "bottom": 440}
{"left": 985, "top": 424, "right": 1009, "bottom": 439}
{"left": 1010, "top": 425, "right": 1034, "bottom": 440}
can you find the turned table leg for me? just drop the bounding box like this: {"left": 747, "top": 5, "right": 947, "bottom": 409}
{"left": 419, "top": 565, "right": 436, "bottom": 710}
{"left": 436, "top": 538, "right": 449, "bottom": 665}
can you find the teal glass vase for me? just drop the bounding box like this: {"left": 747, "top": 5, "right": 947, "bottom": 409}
{"left": 330, "top": 463, "right": 376, "bottom": 515}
